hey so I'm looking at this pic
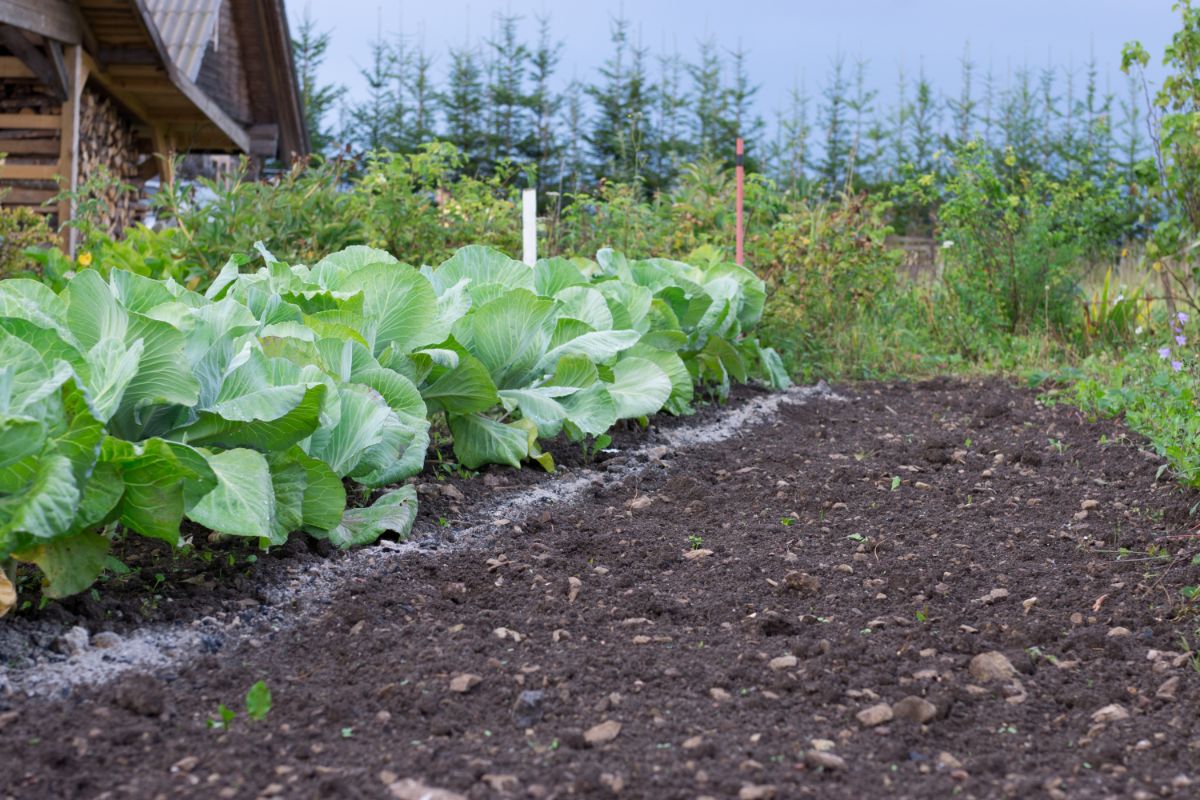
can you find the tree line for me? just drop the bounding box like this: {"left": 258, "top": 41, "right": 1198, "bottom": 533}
{"left": 292, "top": 12, "right": 1147, "bottom": 198}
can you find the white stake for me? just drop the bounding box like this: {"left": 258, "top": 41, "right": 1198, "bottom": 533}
{"left": 522, "top": 188, "right": 537, "bottom": 266}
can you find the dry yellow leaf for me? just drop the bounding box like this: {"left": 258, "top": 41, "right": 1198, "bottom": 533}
{"left": 0, "top": 570, "right": 15, "bottom": 618}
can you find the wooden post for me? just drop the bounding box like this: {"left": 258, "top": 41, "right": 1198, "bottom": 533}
{"left": 56, "top": 44, "right": 84, "bottom": 255}
{"left": 152, "top": 126, "right": 175, "bottom": 187}
{"left": 735, "top": 137, "right": 745, "bottom": 266}
{"left": 522, "top": 188, "right": 537, "bottom": 266}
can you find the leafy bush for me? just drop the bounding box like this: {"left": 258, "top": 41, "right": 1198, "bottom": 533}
{"left": 0, "top": 206, "right": 55, "bottom": 281}
{"left": 900, "top": 143, "right": 1126, "bottom": 343}
{"left": 0, "top": 243, "right": 784, "bottom": 605}
{"left": 757, "top": 192, "right": 906, "bottom": 379}
{"left": 1123, "top": 1, "right": 1200, "bottom": 314}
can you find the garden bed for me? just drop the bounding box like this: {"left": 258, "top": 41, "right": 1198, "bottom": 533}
{"left": 2, "top": 378, "right": 1198, "bottom": 799}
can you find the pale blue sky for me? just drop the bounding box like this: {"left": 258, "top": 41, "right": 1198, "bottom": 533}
{"left": 288, "top": 0, "right": 1180, "bottom": 128}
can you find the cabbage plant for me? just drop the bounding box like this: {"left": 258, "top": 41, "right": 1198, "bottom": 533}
{"left": 0, "top": 243, "right": 786, "bottom": 605}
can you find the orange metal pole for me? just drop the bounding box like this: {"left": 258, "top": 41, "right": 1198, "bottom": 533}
{"left": 735, "top": 137, "right": 745, "bottom": 265}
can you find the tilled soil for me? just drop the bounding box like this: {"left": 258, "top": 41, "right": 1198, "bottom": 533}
{"left": 3, "top": 379, "right": 1200, "bottom": 800}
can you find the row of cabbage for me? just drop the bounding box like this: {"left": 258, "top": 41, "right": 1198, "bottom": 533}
{"left": 0, "top": 244, "right": 787, "bottom": 602}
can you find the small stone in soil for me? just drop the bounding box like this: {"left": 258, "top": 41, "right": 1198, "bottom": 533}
{"left": 768, "top": 655, "right": 798, "bottom": 671}
{"left": 511, "top": 690, "right": 549, "bottom": 734}
{"left": 584, "top": 719, "right": 622, "bottom": 746}
{"left": 53, "top": 626, "right": 90, "bottom": 656}
{"left": 805, "top": 751, "right": 847, "bottom": 770}
{"left": 1091, "top": 703, "right": 1131, "bottom": 723}
{"left": 975, "top": 588, "right": 1009, "bottom": 605}
{"left": 90, "top": 631, "right": 121, "bottom": 649}
{"left": 856, "top": 703, "right": 894, "bottom": 727}
{"left": 968, "top": 651, "right": 1017, "bottom": 682}
{"left": 439, "top": 484, "right": 466, "bottom": 501}
{"left": 481, "top": 774, "right": 519, "bottom": 793}
{"left": 892, "top": 696, "right": 938, "bottom": 724}
{"left": 449, "top": 673, "right": 481, "bottom": 693}
{"left": 388, "top": 779, "right": 466, "bottom": 800}
{"left": 783, "top": 571, "right": 821, "bottom": 594}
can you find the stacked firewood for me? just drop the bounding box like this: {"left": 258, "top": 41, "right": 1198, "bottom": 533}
{"left": 77, "top": 87, "right": 143, "bottom": 236}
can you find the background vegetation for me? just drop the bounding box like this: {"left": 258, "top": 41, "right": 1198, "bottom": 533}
{"left": 4, "top": 1, "right": 1200, "bottom": 552}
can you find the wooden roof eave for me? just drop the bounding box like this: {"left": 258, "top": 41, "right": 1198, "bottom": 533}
{"left": 26, "top": 0, "right": 252, "bottom": 154}
{"left": 124, "top": 0, "right": 248, "bottom": 152}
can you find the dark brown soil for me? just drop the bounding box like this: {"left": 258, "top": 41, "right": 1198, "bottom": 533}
{"left": 3, "top": 379, "right": 1200, "bottom": 800}
{"left": 3, "top": 390, "right": 711, "bottom": 636}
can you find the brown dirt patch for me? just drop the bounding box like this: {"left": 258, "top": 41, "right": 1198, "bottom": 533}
{"left": 2, "top": 379, "right": 1199, "bottom": 800}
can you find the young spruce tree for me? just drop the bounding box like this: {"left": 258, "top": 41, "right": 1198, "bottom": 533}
{"left": 291, "top": 10, "right": 343, "bottom": 153}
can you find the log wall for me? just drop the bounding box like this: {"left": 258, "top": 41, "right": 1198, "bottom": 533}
{"left": 77, "top": 87, "right": 143, "bottom": 237}
{"left": 0, "top": 58, "right": 63, "bottom": 219}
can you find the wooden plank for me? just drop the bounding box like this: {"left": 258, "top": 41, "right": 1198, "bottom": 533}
{"left": 96, "top": 47, "right": 158, "bottom": 66}
{"left": 0, "top": 138, "right": 61, "bottom": 156}
{"left": 0, "top": 0, "right": 81, "bottom": 45}
{"left": 0, "top": 186, "right": 56, "bottom": 205}
{"left": 0, "top": 56, "right": 33, "bottom": 78}
{"left": 0, "top": 114, "right": 62, "bottom": 130}
{"left": 0, "top": 24, "right": 66, "bottom": 100}
{"left": 0, "top": 163, "right": 59, "bottom": 180}
{"left": 58, "top": 44, "right": 83, "bottom": 253}
{"left": 152, "top": 126, "right": 173, "bottom": 186}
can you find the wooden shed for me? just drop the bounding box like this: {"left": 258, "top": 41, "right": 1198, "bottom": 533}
{"left": 0, "top": 0, "right": 308, "bottom": 242}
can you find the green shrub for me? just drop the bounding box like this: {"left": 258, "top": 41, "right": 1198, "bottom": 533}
{"left": 758, "top": 192, "right": 906, "bottom": 379}
{"left": 0, "top": 206, "right": 55, "bottom": 281}
{"left": 899, "top": 143, "right": 1126, "bottom": 342}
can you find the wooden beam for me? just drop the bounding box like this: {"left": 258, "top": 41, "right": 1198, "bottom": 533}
{"left": 136, "top": 155, "right": 159, "bottom": 182}
{"left": 152, "top": 126, "right": 174, "bottom": 186}
{"left": 0, "top": 138, "right": 61, "bottom": 156}
{"left": 0, "top": 163, "right": 58, "bottom": 180}
{"left": 0, "top": 114, "right": 62, "bottom": 130}
{"left": 0, "top": 24, "right": 66, "bottom": 100}
{"left": 66, "top": 3, "right": 99, "bottom": 60}
{"left": 96, "top": 47, "right": 158, "bottom": 66}
{"left": 0, "top": 0, "right": 81, "bottom": 45}
{"left": 57, "top": 44, "right": 84, "bottom": 254}
{"left": 46, "top": 40, "right": 67, "bottom": 95}
{"left": 1, "top": 186, "right": 55, "bottom": 203}
{"left": 0, "top": 56, "right": 32, "bottom": 78}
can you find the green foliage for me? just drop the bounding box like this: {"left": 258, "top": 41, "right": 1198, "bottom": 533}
{"left": 0, "top": 207, "right": 55, "bottom": 281}
{"left": 292, "top": 10, "right": 343, "bottom": 153}
{"left": 758, "top": 192, "right": 905, "bottom": 379}
{"left": 1069, "top": 311, "right": 1200, "bottom": 486}
{"left": 1123, "top": 1, "right": 1200, "bottom": 312}
{"left": 245, "top": 681, "right": 272, "bottom": 721}
{"left": 899, "top": 142, "right": 1125, "bottom": 342}
{"left": 1081, "top": 268, "right": 1152, "bottom": 350}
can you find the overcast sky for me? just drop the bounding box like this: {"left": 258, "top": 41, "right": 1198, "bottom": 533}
{"left": 286, "top": 0, "right": 1181, "bottom": 130}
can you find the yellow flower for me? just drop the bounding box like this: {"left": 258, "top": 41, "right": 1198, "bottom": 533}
{"left": 77, "top": 251, "right": 93, "bottom": 267}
